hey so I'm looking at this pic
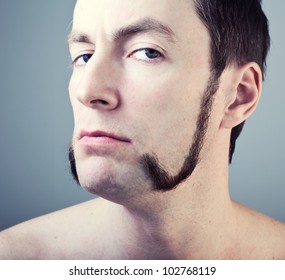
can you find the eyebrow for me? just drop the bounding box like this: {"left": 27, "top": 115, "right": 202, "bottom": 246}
{"left": 67, "top": 32, "right": 92, "bottom": 45}
{"left": 113, "top": 17, "right": 176, "bottom": 43}
{"left": 67, "top": 17, "right": 177, "bottom": 46}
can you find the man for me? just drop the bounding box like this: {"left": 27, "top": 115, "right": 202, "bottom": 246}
{"left": 0, "top": 0, "right": 284, "bottom": 259}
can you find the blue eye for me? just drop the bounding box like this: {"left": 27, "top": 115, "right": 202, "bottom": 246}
{"left": 130, "top": 48, "right": 162, "bottom": 62}
{"left": 73, "top": 53, "right": 93, "bottom": 66}
{"left": 143, "top": 48, "right": 161, "bottom": 59}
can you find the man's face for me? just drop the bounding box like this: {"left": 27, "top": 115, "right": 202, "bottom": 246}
{"left": 68, "top": 0, "right": 214, "bottom": 202}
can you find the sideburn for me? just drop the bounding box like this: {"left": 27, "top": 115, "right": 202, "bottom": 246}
{"left": 69, "top": 145, "right": 80, "bottom": 185}
{"left": 140, "top": 73, "right": 220, "bottom": 192}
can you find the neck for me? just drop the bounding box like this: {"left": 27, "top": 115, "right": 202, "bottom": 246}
{"left": 115, "top": 158, "right": 238, "bottom": 259}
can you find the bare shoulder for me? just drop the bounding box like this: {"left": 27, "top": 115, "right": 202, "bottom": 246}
{"left": 0, "top": 198, "right": 111, "bottom": 259}
{"left": 234, "top": 201, "right": 285, "bottom": 259}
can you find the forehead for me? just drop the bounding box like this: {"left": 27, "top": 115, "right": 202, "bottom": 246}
{"left": 72, "top": 0, "right": 207, "bottom": 43}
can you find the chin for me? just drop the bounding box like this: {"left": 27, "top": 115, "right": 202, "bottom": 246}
{"left": 76, "top": 157, "right": 148, "bottom": 204}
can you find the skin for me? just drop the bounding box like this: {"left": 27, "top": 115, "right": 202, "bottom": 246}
{"left": 0, "top": 0, "right": 285, "bottom": 259}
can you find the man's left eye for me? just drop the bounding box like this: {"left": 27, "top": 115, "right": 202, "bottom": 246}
{"left": 130, "top": 48, "right": 162, "bottom": 62}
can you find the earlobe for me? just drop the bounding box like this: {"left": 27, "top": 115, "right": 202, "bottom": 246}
{"left": 220, "top": 62, "right": 262, "bottom": 129}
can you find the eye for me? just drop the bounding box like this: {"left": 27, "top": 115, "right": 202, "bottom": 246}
{"left": 72, "top": 53, "right": 93, "bottom": 66}
{"left": 129, "top": 48, "right": 163, "bottom": 63}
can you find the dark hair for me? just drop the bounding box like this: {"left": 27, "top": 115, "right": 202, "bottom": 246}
{"left": 194, "top": 0, "right": 270, "bottom": 163}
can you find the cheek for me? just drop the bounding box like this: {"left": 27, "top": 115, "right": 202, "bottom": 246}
{"left": 124, "top": 66, "right": 201, "bottom": 131}
{"left": 68, "top": 73, "right": 77, "bottom": 107}
{"left": 68, "top": 72, "right": 84, "bottom": 124}
{"left": 122, "top": 69, "right": 202, "bottom": 171}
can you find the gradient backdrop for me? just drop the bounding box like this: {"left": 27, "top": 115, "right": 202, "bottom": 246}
{"left": 0, "top": 0, "right": 284, "bottom": 231}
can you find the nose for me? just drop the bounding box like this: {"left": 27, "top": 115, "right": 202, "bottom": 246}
{"left": 73, "top": 54, "right": 120, "bottom": 111}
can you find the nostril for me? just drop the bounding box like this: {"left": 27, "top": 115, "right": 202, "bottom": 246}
{"left": 91, "top": 99, "right": 109, "bottom": 106}
{"left": 86, "top": 94, "right": 120, "bottom": 110}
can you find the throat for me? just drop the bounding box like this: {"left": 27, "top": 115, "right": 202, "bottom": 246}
{"left": 117, "top": 192, "right": 237, "bottom": 259}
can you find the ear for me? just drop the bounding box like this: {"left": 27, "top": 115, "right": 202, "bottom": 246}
{"left": 220, "top": 62, "right": 262, "bottom": 129}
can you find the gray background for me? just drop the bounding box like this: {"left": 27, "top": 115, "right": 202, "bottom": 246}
{"left": 0, "top": 0, "right": 284, "bottom": 231}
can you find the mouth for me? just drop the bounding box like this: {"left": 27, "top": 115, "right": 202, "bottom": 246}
{"left": 78, "top": 130, "right": 132, "bottom": 144}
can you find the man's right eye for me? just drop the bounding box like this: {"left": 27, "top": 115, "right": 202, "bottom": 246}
{"left": 72, "top": 53, "right": 93, "bottom": 66}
